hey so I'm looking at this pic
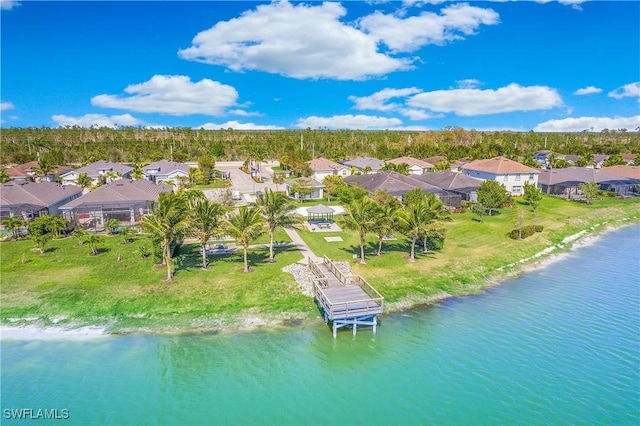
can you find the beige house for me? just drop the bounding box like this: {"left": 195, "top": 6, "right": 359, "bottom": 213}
{"left": 306, "top": 157, "right": 350, "bottom": 182}
{"left": 386, "top": 156, "right": 434, "bottom": 175}
{"left": 462, "top": 156, "right": 540, "bottom": 196}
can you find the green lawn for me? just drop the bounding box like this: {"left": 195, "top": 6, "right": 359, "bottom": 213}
{"left": 1, "top": 195, "right": 638, "bottom": 332}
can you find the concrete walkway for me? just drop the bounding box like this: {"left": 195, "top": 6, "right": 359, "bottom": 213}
{"left": 283, "top": 227, "right": 321, "bottom": 264}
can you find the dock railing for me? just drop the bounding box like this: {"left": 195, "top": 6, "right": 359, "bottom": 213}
{"left": 308, "top": 257, "right": 329, "bottom": 288}
{"left": 323, "top": 255, "right": 352, "bottom": 285}
{"left": 351, "top": 275, "right": 384, "bottom": 310}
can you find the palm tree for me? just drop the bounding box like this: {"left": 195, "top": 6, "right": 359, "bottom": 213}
{"left": 342, "top": 197, "right": 378, "bottom": 264}
{"left": 223, "top": 206, "right": 265, "bottom": 273}
{"left": 3, "top": 216, "right": 26, "bottom": 239}
{"left": 396, "top": 201, "right": 429, "bottom": 262}
{"left": 141, "top": 193, "right": 190, "bottom": 281}
{"left": 104, "top": 218, "right": 120, "bottom": 234}
{"left": 188, "top": 167, "right": 202, "bottom": 186}
{"left": 373, "top": 204, "right": 397, "bottom": 256}
{"left": 258, "top": 189, "right": 300, "bottom": 263}
{"left": 190, "top": 199, "right": 224, "bottom": 269}
{"left": 84, "top": 234, "right": 104, "bottom": 256}
{"left": 77, "top": 172, "right": 92, "bottom": 189}
{"left": 73, "top": 228, "right": 88, "bottom": 246}
{"left": 48, "top": 215, "right": 68, "bottom": 238}
{"left": 420, "top": 194, "right": 451, "bottom": 254}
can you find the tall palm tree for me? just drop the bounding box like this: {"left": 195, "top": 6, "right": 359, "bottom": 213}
{"left": 223, "top": 206, "right": 265, "bottom": 273}
{"left": 258, "top": 189, "right": 300, "bottom": 263}
{"left": 141, "top": 193, "right": 190, "bottom": 281}
{"left": 342, "top": 197, "right": 378, "bottom": 264}
{"left": 373, "top": 204, "right": 397, "bottom": 256}
{"left": 190, "top": 199, "right": 224, "bottom": 269}
{"left": 396, "top": 200, "right": 429, "bottom": 262}
{"left": 421, "top": 194, "right": 451, "bottom": 253}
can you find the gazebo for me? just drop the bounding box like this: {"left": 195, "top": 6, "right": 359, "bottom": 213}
{"left": 306, "top": 204, "right": 335, "bottom": 223}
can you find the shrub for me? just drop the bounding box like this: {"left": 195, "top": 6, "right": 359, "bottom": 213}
{"left": 534, "top": 224, "right": 544, "bottom": 233}
{"left": 509, "top": 225, "right": 537, "bottom": 240}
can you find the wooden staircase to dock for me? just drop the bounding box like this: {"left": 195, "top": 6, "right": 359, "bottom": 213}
{"left": 309, "top": 256, "right": 384, "bottom": 338}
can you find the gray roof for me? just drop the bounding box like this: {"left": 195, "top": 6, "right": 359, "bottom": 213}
{"left": 60, "top": 179, "right": 172, "bottom": 209}
{"left": 0, "top": 181, "right": 82, "bottom": 208}
{"left": 538, "top": 167, "right": 640, "bottom": 186}
{"left": 307, "top": 204, "right": 335, "bottom": 214}
{"left": 142, "top": 160, "right": 190, "bottom": 175}
{"left": 341, "top": 156, "right": 385, "bottom": 170}
{"left": 344, "top": 171, "right": 448, "bottom": 197}
{"left": 61, "top": 160, "right": 133, "bottom": 179}
{"left": 415, "top": 171, "right": 482, "bottom": 193}
{"left": 285, "top": 177, "right": 324, "bottom": 187}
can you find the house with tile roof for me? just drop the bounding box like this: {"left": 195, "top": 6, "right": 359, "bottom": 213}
{"left": 341, "top": 156, "right": 385, "bottom": 174}
{"left": 0, "top": 181, "right": 82, "bottom": 221}
{"left": 60, "top": 160, "right": 133, "bottom": 187}
{"left": 600, "top": 165, "right": 640, "bottom": 180}
{"left": 539, "top": 167, "right": 640, "bottom": 198}
{"left": 306, "top": 157, "right": 350, "bottom": 182}
{"left": 3, "top": 161, "right": 40, "bottom": 182}
{"left": 462, "top": 156, "right": 540, "bottom": 196}
{"left": 344, "top": 171, "right": 462, "bottom": 208}
{"left": 386, "top": 156, "right": 434, "bottom": 175}
{"left": 59, "top": 179, "right": 172, "bottom": 228}
{"left": 142, "top": 160, "right": 190, "bottom": 186}
{"left": 416, "top": 171, "right": 483, "bottom": 202}
{"left": 284, "top": 177, "right": 324, "bottom": 201}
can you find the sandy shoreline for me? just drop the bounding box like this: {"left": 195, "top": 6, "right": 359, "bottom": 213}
{"left": 1, "top": 219, "right": 636, "bottom": 341}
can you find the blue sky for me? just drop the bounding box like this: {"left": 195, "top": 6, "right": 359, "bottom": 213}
{"left": 1, "top": 0, "right": 639, "bottom": 132}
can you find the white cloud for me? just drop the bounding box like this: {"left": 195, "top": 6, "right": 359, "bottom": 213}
{"left": 196, "top": 121, "right": 283, "bottom": 130}
{"left": 399, "top": 108, "right": 439, "bottom": 120}
{"left": 52, "top": 113, "right": 144, "bottom": 128}
{"left": 408, "top": 83, "right": 562, "bottom": 116}
{"left": 574, "top": 86, "right": 602, "bottom": 95}
{"left": 349, "top": 87, "right": 422, "bottom": 111}
{"left": 296, "top": 114, "right": 402, "bottom": 130}
{"left": 179, "top": 1, "right": 408, "bottom": 80}
{"left": 0, "top": 0, "right": 20, "bottom": 11}
{"left": 1, "top": 102, "right": 15, "bottom": 111}
{"left": 455, "top": 79, "right": 482, "bottom": 89}
{"left": 359, "top": 3, "right": 499, "bottom": 52}
{"left": 608, "top": 82, "right": 640, "bottom": 100}
{"left": 534, "top": 115, "right": 640, "bottom": 132}
{"left": 91, "top": 75, "right": 240, "bottom": 116}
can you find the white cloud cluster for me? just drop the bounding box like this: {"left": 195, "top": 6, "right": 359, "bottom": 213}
{"left": 408, "top": 83, "right": 562, "bottom": 115}
{"left": 359, "top": 3, "right": 499, "bottom": 52}
{"left": 297, "top": 114, "right": 402, "bottom": 130}
{"left": 534, "top": 115, "right": 640, "bottom": 132}
{"left": 0, "top": 0, "right": 20, "bottom": 11}
{"left": 52, "top": 113, "right": 144, "bottom": 128}
{"left": 608, "top": 82, "right": 640, "bottom": 100}
{"left": 91, "top": 75, "right": 240, "bottom": 116}
{"left": 574, "top": 86, "right": 602, "bottom": 95}
{"left": 349, "top": 83, "right": 562, "bottom": 118}
{"left": 178, "top": 1, "right": 498, "bottom": 80}
{"left": 1, "top": 101, "right": 15, "bottom": 111}
{"left": 196, "top": 121, "right": 283, "bottom": 130}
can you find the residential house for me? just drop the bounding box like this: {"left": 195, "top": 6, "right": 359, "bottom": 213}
{"left": 600, "top": 165, "right": 640, "bottom": 180}
{"left": 3, "top": 161, "right": 41, "bottom": 182}
{"left": 142, "top": 160, "right": 190, "bottom": 186}
{"left": 0, "top": 181, "right": 82, "bottom": 221}
{"left": 344, "top": 171, "right": 462, "bottom": 208}
{"left": 533, "top": 151, "right": 552, "bottom": 167}
{"left": 284, "top": 177, "right": 324, "bottom": 200}
{"left": 462, "top": 156, "right": 540, "bottom": 196}
{"left": 593, "top": 154, "right": 610, "bottom": 169}
{"left": 538, "top": 167, "right": 640, "bottom": 198}
{"left": 306, "top": 157, "right": 350, "bottom": 182}
{"left": 60, "top": 160, "right": 133, "bottom": 187}
{"left": 450, "top": 158, "right": 472, "bottom": 173}
{"left": 416, "top": 171, "right": 483, "bottom": 202}
{"left": 341, "top": 156, "right": 385, "bottom": 174}
{"left": 386, "top": 156, "right": 434, "bottom": 175}
{"left": 59, "top": 179, "right": 172, "bottom": 229}
{"left": 423, "top": 155, "right": 447, "bottom": 166}
{"left": 622, "top": 154, "right": 637, "bottom": 165}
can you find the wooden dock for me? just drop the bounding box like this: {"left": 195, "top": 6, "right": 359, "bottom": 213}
{"left": 309, "top": 256, "right": 384, "bottom": 338}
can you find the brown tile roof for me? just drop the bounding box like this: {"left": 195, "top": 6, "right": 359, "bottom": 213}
{"left": 60, "top": 179, "right": 172, "bottom": 209}
{"left": 463, "top": 156, "right": 540, "bottom": 174}
{"left": 387, "top": 156, "right": 434, "bottom": 169}
{"left": 306, "top": 157, "right": 346, "bottom": 172}
{"left": 600, "top": 165, "right": 640, "bottom": 180}
{"left": 4, "top": 161, "right": 40, "bottom": 178}
{"left": 0, "top": 181, "right": 82, "bottom": 207}
{"left": 422, "top": 156, "right": 447, "bottom": 165}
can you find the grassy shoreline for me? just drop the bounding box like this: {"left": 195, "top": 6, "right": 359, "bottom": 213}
{"left": 1, "top": 196, "right": 638, "bottom": 337}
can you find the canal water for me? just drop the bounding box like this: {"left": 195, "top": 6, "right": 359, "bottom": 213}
{"left": 2, "top": 225, "right": 639, "bottom": 425}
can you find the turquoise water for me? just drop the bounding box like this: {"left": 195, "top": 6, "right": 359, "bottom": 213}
{"left": 2, "top": 226, "right": 639, "bottom": 425}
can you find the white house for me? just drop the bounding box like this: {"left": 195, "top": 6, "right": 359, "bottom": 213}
{"left": 306, "top": 157, "right": 350, "bottom": 182}
{"left": 461, "top": 156, "right": 540, "bottom": 196}
{"left": 284, "top": 177, "right": 324, "bottom": 200}
{"left": 142, "top": 160, "right": 190, "bottom": 186}
{"left": 386, "top": 156, "right": 434, "bottom": 175}
{"left": 60, "top": 160, "right": 133, "bottom": 187}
